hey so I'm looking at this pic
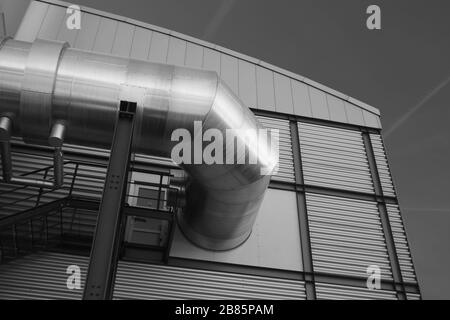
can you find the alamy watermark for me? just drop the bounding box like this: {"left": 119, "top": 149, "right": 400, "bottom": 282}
{"left": 170, "top": 121, "right": 279, "bottom": 176}
{"left": 366, "top": 5, "right": 381, "bottom": 30}
{"left": 366, "top": 265, "right": 381, "bottom": 290}
{"left": 66, "top": 5, "right": 81, "bottom": 30}
{"left": 66, "top": 265, "right": 81, "bottom": 290}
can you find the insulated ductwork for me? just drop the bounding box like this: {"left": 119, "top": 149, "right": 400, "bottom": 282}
{"left": 0, "top": 37, "right": 278, "bottom": 250}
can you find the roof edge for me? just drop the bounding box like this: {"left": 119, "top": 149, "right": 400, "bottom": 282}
{"left": 34, "top": 0, "right": 380, "bottom": 116}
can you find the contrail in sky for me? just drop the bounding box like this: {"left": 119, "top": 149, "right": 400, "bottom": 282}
{"left": 203, "top": 0, "right": 237, "bottom": 41}
{"left": 384, "top": 75, "right": 450, "bottom": 139}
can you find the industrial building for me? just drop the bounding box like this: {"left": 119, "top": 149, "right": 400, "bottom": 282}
{"left": 0, "top": 0, "right": 420, "bottom": 299}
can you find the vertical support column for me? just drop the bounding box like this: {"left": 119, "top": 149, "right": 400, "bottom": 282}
{"left": 83, "top": 101, "right": 137, "bottom": 300}
{"left": 0, "top": 116, "right": 12, "bottom": 182}
{"left": 290, "top": 120, "right": 316, "bottom": 300}
{"left": 361, "top": 130, "right": 406, "bottom": 300}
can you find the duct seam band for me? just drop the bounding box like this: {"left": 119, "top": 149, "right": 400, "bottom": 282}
{"left": 20, "top": 38, "right": 68, "bottom": 145}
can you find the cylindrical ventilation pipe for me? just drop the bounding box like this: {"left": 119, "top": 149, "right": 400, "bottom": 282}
{"left": 0, "top": 37, "right": 278, "bottom": 250}
{"left": 0, "top": 114, "right": 64, "bottom": 188}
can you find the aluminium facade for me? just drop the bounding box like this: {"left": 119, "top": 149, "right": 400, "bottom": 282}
{"left": 0, "top": 0, "right": 420, "bottom": 300}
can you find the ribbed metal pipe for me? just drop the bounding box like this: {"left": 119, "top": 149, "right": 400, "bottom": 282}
{"left": 0, "top": 37, "right": 277, "bottom": 250}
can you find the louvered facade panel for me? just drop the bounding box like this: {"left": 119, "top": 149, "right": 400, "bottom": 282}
{"left": 0, "top": 252, "right": 306, "bottom": 300}
{"left": 406, "top": 292, "right": 421, "bottom": 300}
{"left": 370, "top": 134, "right": 396, "bottom": 197}
{"left": 298, "top": 122, "right": 374, "bottom": 193}
{"left": 386, "top": 204, "right": 417, "bottom": 284}
{"left": 114, "top": 261, "right": 306, "bottom": 300}
{"left": 255, "top": 116, "right": 295, "bottom": 183}
{"left": 306, "top": 193, "right": 393, "bottom": 280}
{"left": 0, "top": 252, "right": 87, "bottom": 299}
{"left": 316, "top": 283, "right": 397, "bottom": 300}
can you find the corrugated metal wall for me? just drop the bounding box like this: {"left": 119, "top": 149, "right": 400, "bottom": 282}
{"left": 114, "top": 261, "right": 306, "bottom": 300}
{"left": 306, "top": 193, "right": 393, "bottom": 280}
{"left": 0, "top": 252, "right": 306, "bottom": 299}
{"left": 0, "top": 252, "right": 86, "bottom": 299}
{"left": 298, "top": 122, "right": 374, "bottom": 193}
{"left": 315, "top": 282, "right": 397, "bottom": 300}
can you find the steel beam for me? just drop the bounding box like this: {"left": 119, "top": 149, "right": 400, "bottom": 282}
{"left": 83, "top": 101, "right": 136, "bottom": 300}
{"left": 362, "top": 130, "right": 407, "bottom": 300}
{"left": 289, "top": 120, "right": 316, "bottom": 300}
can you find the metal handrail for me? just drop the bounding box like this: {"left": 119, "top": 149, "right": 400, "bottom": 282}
{"left": 0, "top": 147, "right": 181, "bottom": 265}
{"left": 0, "top": 150, "right": 176, "bottom": 208}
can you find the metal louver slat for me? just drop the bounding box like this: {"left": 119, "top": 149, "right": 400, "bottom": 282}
{"left": 369, "top": 134, "right": 396, "bottom": 197}
{"left": 306, "top": 193, "right": 393, "bottom": 280}
{"left": 298, "top": 122, "right": 374, "bottom": 193}
{"left": 0, "top": 252, "right": 306, "bottom": 299}
{"left": 386, "top": 204, "right": 418, "bottom": 284}
{"left": 256, "top": 116, "right": 295, "bottom": 183}
{"left": 316, "top": 283, "right": 397, "bottom": 300}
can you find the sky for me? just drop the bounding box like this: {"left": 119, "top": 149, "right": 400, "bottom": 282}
{"left": 3, "top": 0, "right": 450, "bottom": 299}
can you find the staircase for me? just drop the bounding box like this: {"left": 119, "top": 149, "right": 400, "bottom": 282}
{"left": 0, "top": 198, "right": 69, "bottom": 263}
{"left": 0, "top": 146, "right": 179, "bottom": 265}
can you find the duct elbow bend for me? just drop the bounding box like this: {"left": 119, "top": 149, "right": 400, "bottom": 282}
{"left": 175, "top": 77, "right": 279, "bottom": 251}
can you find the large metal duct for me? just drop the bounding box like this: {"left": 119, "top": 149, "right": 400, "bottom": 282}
{"left": 0, "top": 37, "right": 278, "bottom": 250}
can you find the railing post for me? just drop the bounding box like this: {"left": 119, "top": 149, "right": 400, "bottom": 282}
{"left": 29, "top": 219, "right": 34, "bottom": 249}
{"left": 12, "top": 224, "right": 17, "bottom": 257}
{"left": 361, "top": 130, "right": 407, "bottom": 300}
{"left": 289, "top": 120, "right": 317, "bottom": 300}
{"left": 156, "top": 175, "right": 163, "bottom": 210}
{"left": 35, "top": 167, "right": 50, "bottom": 207}
{"left": 59, "top": 205, "right": 63, "bottom": 240}
{"left": 44, "top": 215, "right": 48, "bottom": 246}
{"left": 68, "top": 163, "right": 79, "bottom": 198}
{"left": 0, "top": 240, "right": 3, "bottom": 264}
